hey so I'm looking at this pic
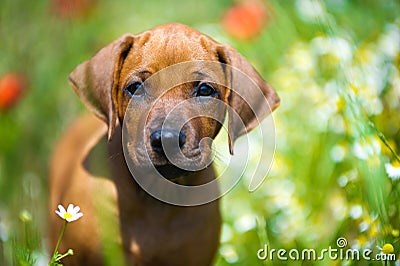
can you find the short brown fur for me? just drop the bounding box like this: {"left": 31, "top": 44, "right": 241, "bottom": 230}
{"left": 49, "top": 23, "right": 279, "bottom": 265}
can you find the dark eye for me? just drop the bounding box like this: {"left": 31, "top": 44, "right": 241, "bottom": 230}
{"left": 124, "top": 82, "right": 142, "bottom": 97}
{"left": 196, "top": 83, "right": 215, "bottom": 97}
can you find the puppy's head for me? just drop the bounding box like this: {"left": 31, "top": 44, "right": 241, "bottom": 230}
{"left": 69, "top": 23, "right": 279, "bottom": 180}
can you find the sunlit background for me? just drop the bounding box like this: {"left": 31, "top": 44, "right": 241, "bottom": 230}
{"left": 1, "top": 0, "right": 400, "bottom": 265}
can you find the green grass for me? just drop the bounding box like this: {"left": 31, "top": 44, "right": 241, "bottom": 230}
{"left": 1, "top": 0, "right": 400, "bottom": 265}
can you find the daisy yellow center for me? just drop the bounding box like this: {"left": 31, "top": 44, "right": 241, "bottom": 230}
{"left": 63, "top": 213, "right": 73, "bottom": 219}
{"left": 382, "top": 243, "right": 394, "bottom": 254}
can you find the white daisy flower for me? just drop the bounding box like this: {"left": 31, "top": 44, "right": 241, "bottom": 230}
{"left": 385, "top": 162, "right": 400, "bottom": 180}
{"left": 55, "top": 204, "right": 83, "bottom": 222}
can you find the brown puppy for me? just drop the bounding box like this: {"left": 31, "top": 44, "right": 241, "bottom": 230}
{"left": 49, "top": 23, "right": 279, "bottom": 265}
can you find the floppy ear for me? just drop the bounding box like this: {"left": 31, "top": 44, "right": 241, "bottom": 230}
{"left": 69, "top": 34, "right": 134, "bottom": 141}
{"left": 216, "top": 44, "right": 280, "bottom": 155}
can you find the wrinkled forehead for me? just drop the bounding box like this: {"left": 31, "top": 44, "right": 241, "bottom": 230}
{"left": 122, "top": 28, "right": 220, "bottom": 75}
{"left": 119, "top": 32, "right": 228, "bottom": 95}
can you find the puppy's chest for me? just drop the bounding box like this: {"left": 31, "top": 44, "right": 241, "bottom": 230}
{"left": 123, "top": 204, "right": 220, "bottom": 265}
{"left": 127, "top": 209, "right": 207, "bottom": 247}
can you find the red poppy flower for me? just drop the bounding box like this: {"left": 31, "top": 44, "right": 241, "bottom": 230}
{"left": 222, "top": 0, "right": 270, "bottom": 40}
{"left": 51, "top": 0, "right": 97, "bottom": 19}
{"left": 0, "top": 73, "right": 26, "bottom": 111}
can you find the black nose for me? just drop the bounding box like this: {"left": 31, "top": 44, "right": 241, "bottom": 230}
{"left": 150, "top": 129, "right": 186, "bottom": 153}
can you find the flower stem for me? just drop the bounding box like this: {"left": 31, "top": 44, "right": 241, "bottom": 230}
{"left": 49, "top": 220, "right": 68, "bottom": 265}
{"left": 369, "top": 121, "right": 400, "bottom": 163}
{"left": 55, "top": 249, "right": 73, "bottom": 261}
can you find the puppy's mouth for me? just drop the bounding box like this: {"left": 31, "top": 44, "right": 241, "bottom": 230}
{"left": 154, "top": 164, "right": 193, "bottom": 180}
{"left": 127, "top": 145, "right": 213, "bottom": 181}
{"left": 151, "top": 151, "right": 204, "bottom": 180}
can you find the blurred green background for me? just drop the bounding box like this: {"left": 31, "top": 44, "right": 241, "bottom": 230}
{"left": 1, "top": 0, "right": 400, "bottom": 265}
